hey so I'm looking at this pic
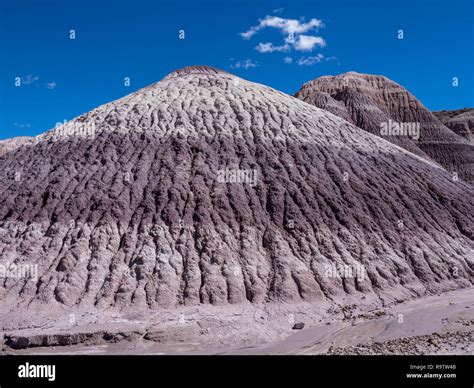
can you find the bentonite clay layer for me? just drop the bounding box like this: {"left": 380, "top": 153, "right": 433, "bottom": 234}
{"left": 0, "top": 66, "right": 473, "bottom": 313}
{"left": 295, "top": 72, "right": 474, "bottom": 182}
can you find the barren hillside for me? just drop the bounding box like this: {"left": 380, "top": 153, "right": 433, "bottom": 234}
{"left": 433, "top": 108, "right": 474, "bottom": 142}
{"left": 295, "top": 72, "right": 474, "bottom": 182}
{"left": 0, "top": 66, "right": 472, "bottom": 313}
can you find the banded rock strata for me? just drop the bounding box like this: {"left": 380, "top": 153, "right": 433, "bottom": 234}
{"left": 0, "top": 66, "right": 472, "bottom": 312}
{"left": 295, "top": 72, "right": 474, "bottom": 182}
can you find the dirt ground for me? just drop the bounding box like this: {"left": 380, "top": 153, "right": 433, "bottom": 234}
{"left": 1, "top": 287, "right": 473, "bottom": 355}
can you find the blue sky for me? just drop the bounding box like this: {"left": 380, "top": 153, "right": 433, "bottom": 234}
{"left": 1, "top": 0, "right": 473, "bottom": 140}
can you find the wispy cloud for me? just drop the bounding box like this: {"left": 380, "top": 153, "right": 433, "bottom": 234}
{"left": 230, "top": 59, "right": 258, "bottom": 70}
{"left": 46, "top": 81, "right": 57, "bottom": 89}
{"left": 21, "top": 74, "right": 39, "bottom": 85}
{"left": 283, "top": 56, "right": 293, "bottom": 64}
{"left": 255, "top": 42, "right": 289, "bottom": 53}
{"left": 297, "top": 54, "right": 338, "bottom": 66}
{"left": 273, "top": 8, "right": 284, "bottom": 14}
{"left": 325, "top": 56, "right": 340, "bottom": 65}
{"left": 14, "top": 122, "right": 32, "bottom": 128}
{"left": 240, "top": 15, "right": 326, "bottom": 54}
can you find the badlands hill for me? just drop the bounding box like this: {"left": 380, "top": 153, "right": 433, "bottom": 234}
{"left": 0, "top": 137, "right": 32, "bottom": 157}
{"left": 0, "top": 66, "right": 472, "bottom": 313}
{"left": 295, "top": 72, "right": 474, "bottom": 182}
{"left": 433, "top": 108, "right": 474, "bottom": 143}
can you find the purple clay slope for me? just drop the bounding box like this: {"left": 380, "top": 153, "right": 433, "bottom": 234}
{"left": 433, "top": 108, "right": 474, "bottom": 143}
{"left": 0, "top": 66, "right": 472, "bottom": 313}
{"left": 295, "top": 72, "right": 474, "bottom": 182}
{"left": 0, "top": 137, "right": 32, "bottom": 157}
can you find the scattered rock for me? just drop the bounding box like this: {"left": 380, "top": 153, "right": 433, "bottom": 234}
{"left": 326, "top": 331, "right": 473, "bottom": 355}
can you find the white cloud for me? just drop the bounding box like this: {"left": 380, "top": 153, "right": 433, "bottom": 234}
{"left": 230, "top": 59, "right": 258, "bottom": 69}
{"left": 255, "top": 42, "right": 290, "bottom": 53}
{"left": 46, "top": 82, "right": 57, "bottom": 89}
{"left": 241, "top": 28, "right": 259, "bottom": 40}
{"left": 240, "top": 15, "right": 326, "bottom": 55}
{"left": 297, "top": 54, "right": 325, "bottom": 66}
{"left": 283, "top": 56, "right": 293, "bottom": 64}
{"left": 240, "top": 15, "right": 323, "bottom": 39}
{"left": 294, "top": 35, "right": 326, "bottom": 51}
